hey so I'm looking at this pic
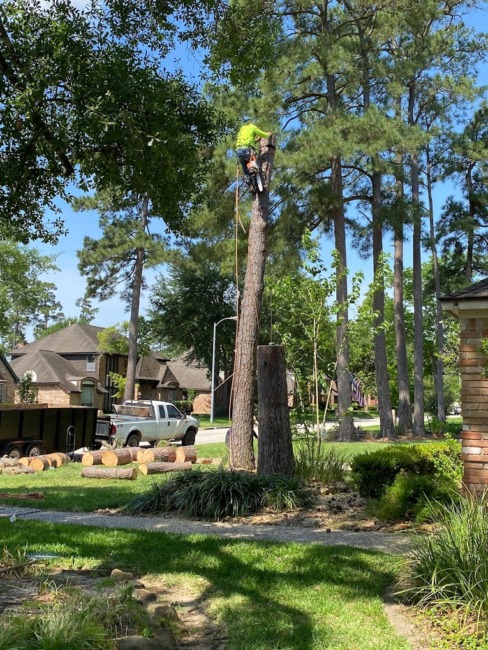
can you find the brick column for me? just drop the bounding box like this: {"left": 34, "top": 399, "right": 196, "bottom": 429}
{"left": 460, "top": 317, "right": 488, "bottom": 491}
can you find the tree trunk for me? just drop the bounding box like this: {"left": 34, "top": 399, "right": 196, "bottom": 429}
{"left": 426, "top": 148, "right": 445, "bottom": 421}
{"left": 29, "top": 458, "right": 51, "bottom": 472}
{"left": 409, "top": 82, "right": 425, "bottom": 437}
{"left": 372, "top": 169, "right": 394, "bottom": 438}
{"left": 138, "top": 461, "right": 192, "bottom": 475}
{"left": 256, "top": 345, "right": 294, "bottom": 477}
{"left": 81, "top": 467, "right": 138, "bottom": 480}
{"left": 393, "top": 147, "right": 413, "bottom": 433}
{"left": 331, "top": 155, "right": 355, "bottom": 441}
{"left": 124, "top": 195, "right": 149, "bottom": 402}
{"left": 230, "top": 136, "right": 276, "bottom": 470}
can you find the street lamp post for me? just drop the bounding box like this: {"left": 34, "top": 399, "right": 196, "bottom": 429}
{"left": 210, "top": 316, "right": 238, "bottom": 423}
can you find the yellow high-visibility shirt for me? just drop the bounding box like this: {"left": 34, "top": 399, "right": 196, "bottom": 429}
{"left": 236, "top": 124, "right": 269, "bottom": 149}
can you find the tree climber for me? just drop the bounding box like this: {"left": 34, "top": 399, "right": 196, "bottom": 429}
{"left": 235, "top": 123, "right": 272, "bottom": 191}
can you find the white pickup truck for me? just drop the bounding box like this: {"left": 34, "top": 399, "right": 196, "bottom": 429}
{"left": 108, "top": 400, "right": 199, "bottom": 447}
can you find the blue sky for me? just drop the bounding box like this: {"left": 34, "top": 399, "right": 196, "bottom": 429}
{"left": 28, "top": 4, "right": 488, "bottom": 337}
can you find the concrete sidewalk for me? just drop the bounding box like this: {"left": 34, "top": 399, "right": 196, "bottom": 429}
{"left": 0, "top": 504, "right": 413, "bottom": 555}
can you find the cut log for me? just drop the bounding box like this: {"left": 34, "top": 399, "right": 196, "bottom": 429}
{"left": 136, "top": 447, "right": 176, "bottom": 464}
{"left": 126, "top": 447, "right": 140, "bottom": 462}
{"left": 81, "top": 450, "right": 106, "bottom": 467}
{"left": 0, "top": 458, "right": 21, "bottom": 468}
{"left": 175, "top": 446, "right": 197, "bottom": 464}
{"left": 3, "top": 466, "right": 35, "bottom": 475}
{"left": 101, "top": 449, "right": 134, "bottom": 467}
{"left": 29, "top": 458, "right": 51, "bottom": 472}
{"left": 138, "top": 461, "right": 192, "bottom": 475}
{"left": 81, "top": 467, "right": 138, "bottom": 480}
{"left": 47, "top": 453, "right": 71, "bottom": 465}
{"left": 28, "top": 455, "right": 53, "bottom": 468}
{"left": 18, "top": 458, "right": 31, "bottom": 467}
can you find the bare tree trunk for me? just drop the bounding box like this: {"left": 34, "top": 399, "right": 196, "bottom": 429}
{"left": 409, "top": 83, "right": 425, "bottom": 436}
{"left": 331, "top": 155, "right": 355, "bottom": 441}
{"left": 426, "top": 149, "right": 445, "bottom": 421}
{"left": 230, "top": 137, "right": 276, "bottom": 470}
{"left": 393, "top": 155, "right": 413, "bottom": 432}
{"left": 123, "top": 195, "right": 149, "bottom": 403}
{"left": 372, "top": 169, "right": 394, "bottom": 437}
{"left": 257, "top": 345, "right": 294, "bottom": 477}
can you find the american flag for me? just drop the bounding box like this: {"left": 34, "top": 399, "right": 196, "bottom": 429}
{"left": 350, "top": 373, "right": 366, "bottom": 407}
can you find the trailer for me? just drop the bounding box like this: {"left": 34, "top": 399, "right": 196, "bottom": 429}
{"left": 0, "top": 404, "right": 99, "bottom": 459}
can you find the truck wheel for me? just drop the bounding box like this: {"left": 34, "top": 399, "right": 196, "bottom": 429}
{"left": 126, "top": 434, "right": 140, "bottom": 448}
{"left": 7, "top": 446, "right": 23, "bottom": 460}
{"left": 181, "top": 429, "right": 196, "bottom": 446}
{"left": 26, "top": 443, "right": 44, "bottom": 457}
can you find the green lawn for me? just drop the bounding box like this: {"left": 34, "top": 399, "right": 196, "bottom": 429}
{"left": 0, "top": 519, "right": 410, "bottom": 650}
{"left": 0, "top": 439, "right": 446, "bottom": 512}
{"left": 195, "top": 414, "right": 231, "bottom": 428}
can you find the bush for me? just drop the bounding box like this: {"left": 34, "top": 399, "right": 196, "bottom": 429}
{"left": 174, "top": 399, "right": 193, "bottom": 414}
{"left": 370, "top": 473, "right": 456, "bottom": 522}
{"left": 293, "top": 439, "right": 346, "bottom": 484}
{"left": 350, "top": 441, "right": 462, "bottom": 499}
{"left": 125, "top": 469, "right": 312, "bottom": 520}
{"left": 397, "top": 492, "right": 488, "bottom": 623}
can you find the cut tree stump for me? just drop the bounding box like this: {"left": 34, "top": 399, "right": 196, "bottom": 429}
{"left": 175, "top": 446, "right": 197, "bottom": 464}
{"left": 136, "top": 447, "right": 176, "bottom": 464}
{"left": 101, "top": 449, "right": 134, "bottom": 467}
{"left": 138, "top": 461, "right": 192, "bottom": 475}
{"left": 29, "top": 458, "right": 51, "bottom": 472}
{"left": 81, "top": 467, "right": 138, "bottom": 480}
{"left": 81, "top": 450, "right": 106, "bottom": 466}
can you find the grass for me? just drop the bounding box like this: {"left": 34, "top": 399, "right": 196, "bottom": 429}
{"left": 0, "top": 519, "right": 410, "bottom": 649}
{"left": 0, "top": 440, "right": 446, "bottom": 513}
{"left": 195, "top": 414, "right": 231, "bottom": 429}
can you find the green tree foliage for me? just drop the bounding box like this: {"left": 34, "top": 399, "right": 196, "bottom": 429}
{"left": 0, "top": 0, "right": 221, "bottom": 243}
{"left": 0, "top": 241, "right": 61, "bottom": 350}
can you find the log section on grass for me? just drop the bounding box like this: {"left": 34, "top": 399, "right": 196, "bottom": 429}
{"left": 81, "top": 450, "right": 106, "bottom": 466}
{"left": 138, "top": 461, "right": 192, "bottom": 475}
{"left": 3, "top": 466, "right": 35, "bottom": 474}
{"left": 101, "top": 449, "right": 134, "bottom": 467}
{"left": 81, "top": 467, "right": 138, "bottom": 480}
{"left": 0, "top": 458, "right": 22, "bottom": 468}
{"left": 29, "top": 458, "right": 52, "bottom": 472}
{"left": 136, "top": 447, "right": 177, "bottom": 464}
{"left": 175, "top": 446, "right": 197, "bottom": 464}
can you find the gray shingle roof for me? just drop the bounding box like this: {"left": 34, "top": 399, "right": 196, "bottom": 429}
{"left": 441, "top": 278, "right": 488, "bottom": 301}
{"left": 167, "top": 357, "right": 211, "bottom": 391}
{"left": 10, "top": 323, "right": 105, "bottom": 358}
{"left": 0, "top": 354, "right": 19, "bottom": 383}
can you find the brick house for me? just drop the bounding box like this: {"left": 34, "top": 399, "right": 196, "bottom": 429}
{"left": 0, "top": 354, "right": 18, "bottom": 404}
{"left": 10, "top": 324, "right": 122, "bottom": 411}
{"left": 441, "top": 278, "right": 488, "bottom": 492}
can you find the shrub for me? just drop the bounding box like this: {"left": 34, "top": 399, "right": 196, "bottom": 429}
{"left": 350, "top": 442, "right": 462, "bottom": 499}
{"left": 125, "top": 469, "right": 312, "bottom": 520}
{"left": 397, "top": 492, "right": 488, "bottom": 623}
{"left": 370, "top": 473, "right": 455, "bottom": 522}
{"left": 293, "top": 439, "right": 346, "bottom": 484}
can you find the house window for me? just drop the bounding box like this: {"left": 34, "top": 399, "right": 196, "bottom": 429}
{"left": 81, "top": 381, "right": 95, "bottom": 406}
{"left": 86, "top": 356, "right": 96, "bottom": 372}
{"left": 0, "top": 383, "right": 6, "bottom": 403}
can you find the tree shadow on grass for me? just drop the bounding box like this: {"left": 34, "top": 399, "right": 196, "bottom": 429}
{"left": 1, "top": 520, "right": 405, "bottom": 649}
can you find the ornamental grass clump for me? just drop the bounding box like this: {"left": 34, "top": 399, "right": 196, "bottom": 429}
{"left": 397, "top": 491, "right": 488, "bottom": 623}
{"left": 293, "top": 439, "right": 346, "bottom": 484}
{"left": 125, "top": 469, "right": 312, "bottom": 520}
